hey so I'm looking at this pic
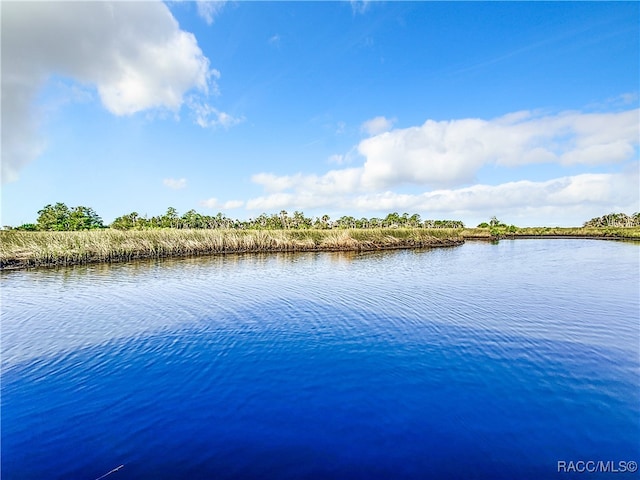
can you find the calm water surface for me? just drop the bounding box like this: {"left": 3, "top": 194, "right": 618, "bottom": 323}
{"left": 2, "top": 240, "right": 639, "bottom": 479}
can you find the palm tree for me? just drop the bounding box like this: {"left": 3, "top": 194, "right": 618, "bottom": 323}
{"left": 279, "top": 210, "right": 289, "bottom": 229}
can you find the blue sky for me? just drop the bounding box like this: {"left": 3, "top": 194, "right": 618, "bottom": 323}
{"left": 2, "top": 1, "right": 638, "bottom": 227}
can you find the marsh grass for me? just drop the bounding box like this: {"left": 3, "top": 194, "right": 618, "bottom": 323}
{"left": 4, "top": 226, "right": 636, "bottom": 270}
{"left": 463, "top": 227, "right": 640, "bottom": 239}
{"left": 0, "top": 228, "right": 463, "bottom": 270}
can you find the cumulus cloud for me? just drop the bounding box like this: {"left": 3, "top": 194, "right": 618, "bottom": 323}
{"left": 200, "top": 198, "right": 219, "bottom": 209}
{"left": 252, "top": 168, "right": 364, "bottom": 196}
{"left": 223, "top": 200, "right": 245, "bottom": 209}
{"left": 351, "top": 173, "right": 636, "bottom": 213}
{"left": 1, "top": 78, "right": 47, "bottom": 183}
{"left": 358, "top": 108, "right": 639, "bottom": 190}
{"left": 1, "top": 1, "right": 224, "bottom": 183}
{"left": 250, "top": 108, "right": 639, "bottom": 197}
{"left": 200, "top": 198, "right": 244, "bottom": 210}
{"left": 361, "top": 116, "right": 396, "bottom": 136}
{"left": 245, "top": 171, "right": 639, "bottom": 226}
{"left": 243, "top": 106, "right": 638, "bottom": 225}
{"left": 163, "top": 178, "right": 188, "bottom": 190}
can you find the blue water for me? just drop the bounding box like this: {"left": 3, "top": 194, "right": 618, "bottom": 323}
{"left": 2, "top": 240, "right": 639, "bottom": 479}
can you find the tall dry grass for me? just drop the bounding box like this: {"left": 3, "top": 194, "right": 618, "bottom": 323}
{"left": 0, "top": 228, "right": 463, "bottom": 270}
{"left": 461, "top": 227, "right": 640, "bottom": 239}
{"left": 5, "top": 226, "right": 632, "bottom": 270}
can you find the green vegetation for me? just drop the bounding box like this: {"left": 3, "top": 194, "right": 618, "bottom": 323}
{"left": 497, "top": 226, "right": 640, "bottom": 239}
{"left": 0, "top": 228, "right": 463, "bottom": 270}
{"left": 11, "top": 204, "right": 465, "bottom": 231}
{"left": 470, "top": 215, "right": 640, "bottom": 240}
{"left": 13, "top": 203, "right": 104, "bottom": 231}
{"left": 109, "top": 208, "right": 465, "bottom": 230}
{"left": 475, "top": 216, "right": 518, "bottom": 237}
{"left": 583, "top": 212, "right": 640, "bottom": 228}
{"left": 3, "top": 206, "right": 638, "bottom": 270}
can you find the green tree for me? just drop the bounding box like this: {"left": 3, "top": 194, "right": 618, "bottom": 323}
{"left": 383, "top": 212, "right": 402, "bottom": 228}
{"left": 181, "top": 209, "right": 204, "bottom": 229}
{"left": 161, "top": 207, "right": 179, "bottom": 228}
{"left": 408, "top": 213, "right": 422, "bottom": 228}
{"left": 337, "top": 215, "right": 356, "bottom": 228}
{"left": 369, "top": 217, "right": 382, "bottom": 228}
{"left": 68, "top": 206, "right": 104, "bottom": 230}
{"left": 37, "top": 203, "right": 70, "bottom": 230}
{"left": 583, "top": 212, "right": 639, "bottom": 228}
{"left": 356, "top": 217, "right": 370, "bottom": 229}
{"left": 279, "top": 210, "right": 289, "bottom": 229}
{"left": 292, "top": 211, "right": 312, "bottom": 229}
{"left": 111, "top": 212, "right": 140, "bottom": 230}
{"left": 35, "top": 203, "right": 104, "bottom": 230}
{"left": 16, "top": 223, "right": 38, "bottom": 231}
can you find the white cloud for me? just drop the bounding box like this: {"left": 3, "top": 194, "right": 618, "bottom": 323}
{"left": 361, "top": 116, "right": 396, "bottom": 136}
{"left": 587, "top": 92, "right": 639, "bottom": 110}
{"left": 252, "top": 168, "right": 363, "bottom": 196}
{"left": 350, "top": 0, "right": 371, "bottom": 15}
{"left": 243, "top": 106, "right": 639, "bottom": 225}
{"left": 352, "top": 173, "right": 635, "bottom": 213}
{"left": 200, "top": 198, "right": 220, "bottom": 209}
{"left": 163, "top": 178, "right": 188, "bottom": 190}
{"left": 327, "top": 146, "right": 359, "bottom": 166}
{"left": 200, "top": 198, "right": 245, "bottom": 210}
{"left": 0, "top": 77, "right": 47, "bottom": 183}
{"left": 358, "top": 108, "right": 639, "bottom": 190}
{"left": 269, "top": 34, "right": 281, "bottom": 46}
{"left": 188, "top": 100, "right": 245, "bottom": 129}
{"left": 244, "top": 171, "right": 639, "bottom": 227}
{"left": 196, "top": 1, "right": 227, "bottom": 25}
{"left": 619, "top": 93, "right": 639, "bottom": 105}
{"left": 252, "top": 173, "right": 299, "bottom": 193}
{"left": 245, "top": 194, "right": 291, "bottom": 212}
{"left": 223, "top": 200, "right": 245, "bottom": 209}
{"left": 250, "top": 108, "right": 638, "bottom": 198}
{"left": 1, "top": 1, "right": 217, "bottom": 183}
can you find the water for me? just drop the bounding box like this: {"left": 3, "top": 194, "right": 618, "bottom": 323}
{"left": 2, "top": 239, "right": 639, "bottom": 479}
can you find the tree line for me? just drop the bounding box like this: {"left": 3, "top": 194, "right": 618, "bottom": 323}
{"left": 583, "top": 212, "right": 640, "bottom": 228}
{"left": 10, "top": 203, "right": 638, "bottom": 232}
{"left": 13, "top": 203, "right": 104, "bottom": 231}
{"left": 9, "top": 203, "right": 466, "bottom": 231}
{"left": 107, "top": 208, "right": 467, "bottom": 230}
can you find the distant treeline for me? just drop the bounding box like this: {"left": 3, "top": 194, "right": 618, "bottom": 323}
{"left": 9, "top": 203, "right": 639, "bottom": 232}
{"left": 583, "top": 212, "right": 640, "bottom": 228}
{"left": 10, "top": 203, "right": 465, "bottom": 231}
{"left": 14, "top": 203, "right": 104, "bottom": 231}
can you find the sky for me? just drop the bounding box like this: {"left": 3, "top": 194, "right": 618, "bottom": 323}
{"left": 1, "top": 1, "right": 639, "bottom": 228}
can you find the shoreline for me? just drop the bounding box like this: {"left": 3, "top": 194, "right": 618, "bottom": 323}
{"left": 0, "top": 240, "right": 465, "bottom": 271}
{"left": 462, "top": 234, "right": 640, "bottom": 241}
{"left": 2, "top": 227, "right": 638, "bottom": 271}
{"left": 0, "top": 228, "right": 464, "bottom": 271}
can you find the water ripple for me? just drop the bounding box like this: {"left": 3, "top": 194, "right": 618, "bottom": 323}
{"left": 2, "top": 240, "right": 638, "bottom": 479}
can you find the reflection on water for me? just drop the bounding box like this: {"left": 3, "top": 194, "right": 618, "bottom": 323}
{"left": 2, "top": 240, "right": 639, "bottom": 479}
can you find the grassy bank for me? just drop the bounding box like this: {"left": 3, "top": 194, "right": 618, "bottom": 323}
{"left": 461, "top": 226, "right": 640, "bottom": 240}
{"left": 0, "top": 228, "right": 463, "bottom": 270}
{"left": 3, "top": 226, "right": 637, "bottom": 270}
